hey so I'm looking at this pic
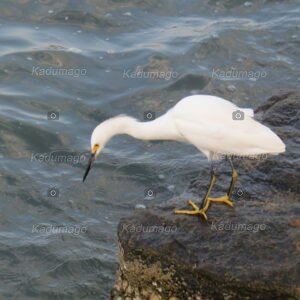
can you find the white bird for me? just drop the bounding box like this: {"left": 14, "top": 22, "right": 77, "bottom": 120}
{"left": 83, "top": 95, "right": 285, "bottom": 220}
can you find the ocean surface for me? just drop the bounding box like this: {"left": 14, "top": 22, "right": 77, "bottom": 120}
{"left": 0, "top": 0, "right": 299, "bottom": 299}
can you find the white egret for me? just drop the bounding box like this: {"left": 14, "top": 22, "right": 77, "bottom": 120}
{"left": 83, "top": 95, "right": 285, "bottom": 220}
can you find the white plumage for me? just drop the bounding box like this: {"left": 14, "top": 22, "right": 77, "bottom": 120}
{"left": 89, "top": 95, "right": 285, "bottom": 158}
{"left": 169, "top": 95, "right": 285, "bottom": 158}
{"left": 83, "top": 94, "right": 286, "bottom": 219}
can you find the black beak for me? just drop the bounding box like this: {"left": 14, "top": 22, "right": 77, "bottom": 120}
{"left": 83, "top": 153, "right": 95, "bottom": 182}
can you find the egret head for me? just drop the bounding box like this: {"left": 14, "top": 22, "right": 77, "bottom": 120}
{"left": 82, "top": 115, "right": 137, "bottom": 182}
{"left": 82, "top": 125, "right": 106, "bottom": 182}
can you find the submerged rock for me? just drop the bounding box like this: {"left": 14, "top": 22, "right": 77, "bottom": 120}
{"left": 111, "top": 93, "right": 300, "bottom": 300}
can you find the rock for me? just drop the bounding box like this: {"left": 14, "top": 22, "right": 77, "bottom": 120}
{"left": 289, "top": 219, "right": 300, "bottom": 228}
{"left": 111, "top": 93, "right": 300, "bottom": 299}
{"left": 149, "top": 293, "right": 161, "bottom": 300}
{"left": 252, "top": 92, "right": 300, "bottom": 193}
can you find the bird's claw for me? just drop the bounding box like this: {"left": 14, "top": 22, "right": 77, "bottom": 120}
{"left": 175, "top": 196, "right": 234, "bottom": 221}
{"left": 207, "top": 195, "right": 234, "bottom": 207}
{"left": 175, "top": 200, "right": 208, "bottom": 220}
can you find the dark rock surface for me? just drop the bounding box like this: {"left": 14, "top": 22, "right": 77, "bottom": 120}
{"left": 111, "top": 93, "right": 300, "bottom": 300}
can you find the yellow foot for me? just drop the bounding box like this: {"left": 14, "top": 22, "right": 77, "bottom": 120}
{"left": 207, "top": 195, "right": 234, "bottom": 207}
{"left": 175, "top": 200, "right": 208, "bottom": 220}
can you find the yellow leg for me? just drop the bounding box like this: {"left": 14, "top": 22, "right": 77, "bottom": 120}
{"left": 206, "top": 195, "right": 234, "bottom": 207}
{"left": 175, "top": 157, "right": 237, "bottom": 220}
{"left": 175, "top": 172, "right": 217, "bottom": 220}
{"left": 175, "top": 200, "right": 208, "bottom": 220}
{"left": 227, "top": 157, "right": 238, "bottom": 198}
{"left": 206, "top": 157, "right": 237, "bottom": 209}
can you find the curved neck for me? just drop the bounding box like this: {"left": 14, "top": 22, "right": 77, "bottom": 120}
{"left": 128, "top": 118, "right": 171, "bottom": 141}
{"left": 99, "top": 114, "right": 178, "bottom": 144}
